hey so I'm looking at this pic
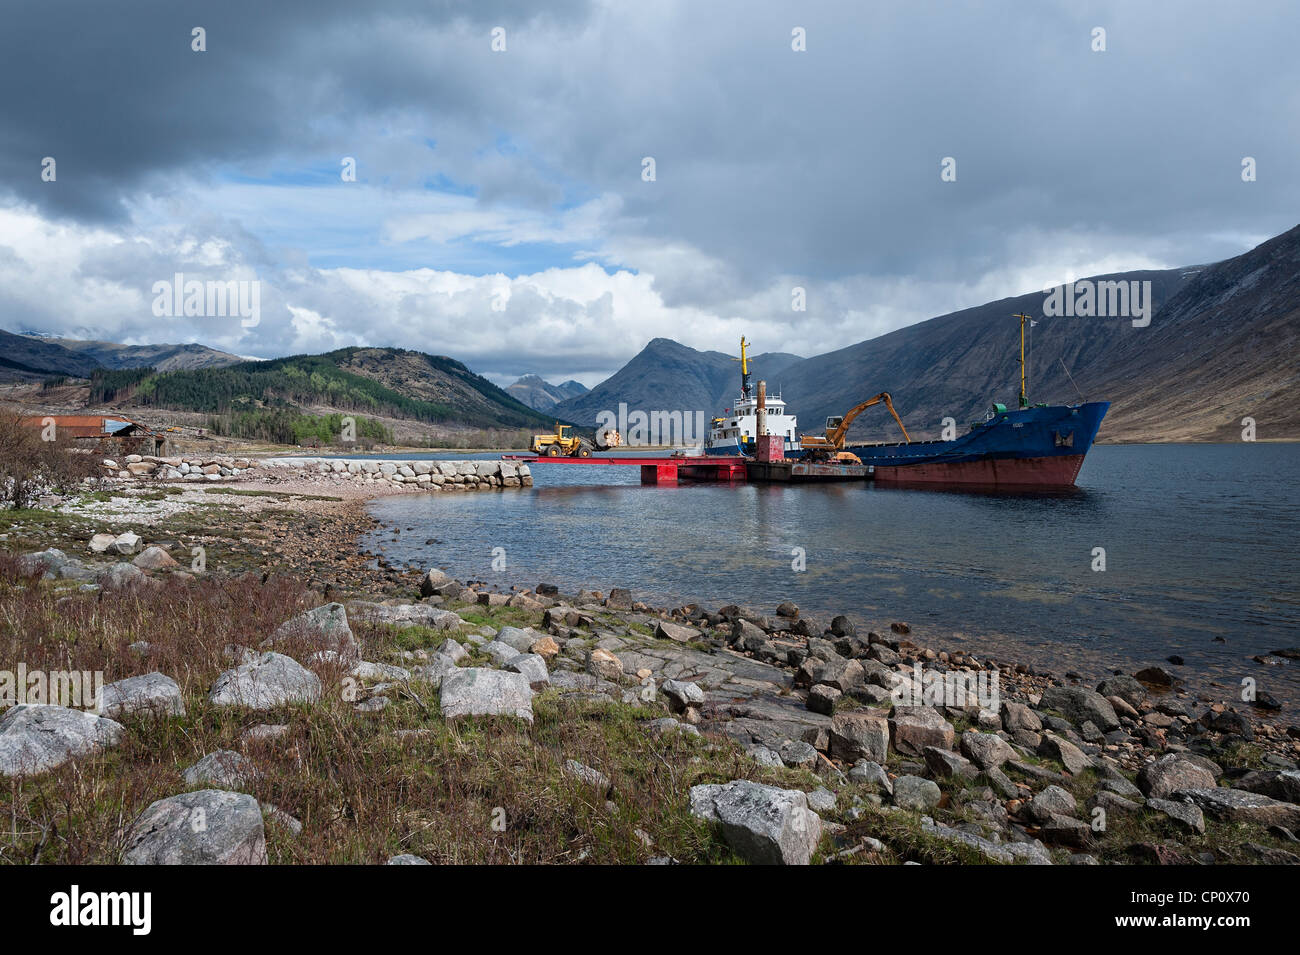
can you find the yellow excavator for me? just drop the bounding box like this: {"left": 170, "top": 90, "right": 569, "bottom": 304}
{"left": 530, "top": 423, "right": 621, "bottom": 458}
{"left": 800, "top": 392, "right": 911, "bottom": 461}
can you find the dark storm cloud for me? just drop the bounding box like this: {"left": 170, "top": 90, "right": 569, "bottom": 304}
{"left": 1, "top": 0, "right": 1297, "bottom": 373}
{"left": 0, "top": 0, "right": 592, "bottom": 219}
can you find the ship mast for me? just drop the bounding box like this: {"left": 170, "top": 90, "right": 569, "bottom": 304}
{"left": 733, "top": 336, "right": 752, "bottom": 398}
{"left": 1012, "top": 313, "right": 1031, "bottom": 408}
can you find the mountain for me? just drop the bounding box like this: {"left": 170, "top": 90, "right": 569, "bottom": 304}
{"left": 770, "top": 267, "right": 1193, "bottom": 442}
{"left": 506, "top": 374, "right": 589, "bottom": 411}
{"left": 1076, "top": 225, "right": 1300, "bottom": 442}
{"left": 0, "top": 328, "right": 242, "bottom": 381}
{"left": 551, "top": 337, "right": 804, "bottom": 426}
{"left": 562, "top": 224, "right": 1300, "bottom": 443}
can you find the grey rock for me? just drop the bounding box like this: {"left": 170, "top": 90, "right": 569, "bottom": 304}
{"left": 1096, "top": 675, "right": 1147, "bottom": 707}
{"left": 806, "top": 788, "right": 837, "bottom": 813}
{"left": 829, "top": 712, "right": 889, "bottom": 763}
{"left": 351, "top": 661, "right": 410, "bottom": 682}
{"left": 1037, "top": 732, "right": 1092, "bottom": 774}
{"left": 924, "top": 746, "right": 976, "bottom": 779}
{"left": 1137, "top": 753, "right": 1217, "bottom": 798}
{"left": 960, "top": 729, "right": 1016, "bottom": 770}
{"left": 1173, "top": 788, "right": 1300, "bottom": 828}
{"left": 1039, "top": 685, "right": 1119, "bottom": 732}
{"left": 890, "top": 706, "right": 955, "bottom": 756}
{"left": 386, "top": 853, "right": 432, "bottom": 865}
{"left": 132, "top": 545, "right": 178, "bottom": 571}
{"left": 208, "top": 652, "right": 322, "bottom": 710}
{"left": 892, "top": 775, "right": 942, "bottom": 811}
{"left": 98, "top": 672, "right": 185, "bottom": 719}
{"left": 266, "top": 603, "right": 358, "bottom": 659}
{"left": 849, "top": 759, "right": 893, "bottom": 795}
{"left": 1028, "top": 784, "right": 1077, "bottom": 823}
{"left": 689, "top": 780, "right": 823, "bottom": 865}
{"left": 0, "top": 704, "right": 124, "bottom": 777}
{"left": 439, "top": 668, "right": 534, "bottom": 722}
{"left": 779, "top": 739, "right": 820, "bottom": 770}
{"left": 182, "top": 750, "right": 257, "bottom": 789}
{"left": 481, "top": 640, "right": 521, "bottom": 666}
{"left": 98, "top": 562, "right": 147, "bottom": 591}
{"left": 505, "top": 652, "right": 550, "bottom": 689}
{"left": 1147, "top": 797, "right": 1206, "bottom": 834}
{"left": 662, "top": 679, "right": 706, "bottom": 709}
{"left": 495, "top": 626, "right": 540, "bottom": 653}
{"left": 656, "top": 620, "right": 701, "bottom": 643}
{"left": 564, "top": 759, "right": 611, "bottom": 790}
{"left": 123, "top": 789, "right": 267, "bottom": 865}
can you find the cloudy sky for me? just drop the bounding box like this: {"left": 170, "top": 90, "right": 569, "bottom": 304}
{"left": 1, "top": 0, "right": 1296, "bottom": 386}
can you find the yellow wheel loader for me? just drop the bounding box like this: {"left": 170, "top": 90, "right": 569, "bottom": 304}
{"left": 530, "top": 423, "right": 621, "bottom": 457}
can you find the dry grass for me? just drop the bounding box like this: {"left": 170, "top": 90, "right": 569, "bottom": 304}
{"left": 0, "top": 562, "right": 806, "bottom": 864}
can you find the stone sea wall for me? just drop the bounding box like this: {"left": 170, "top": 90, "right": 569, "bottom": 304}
{"left": 261, "top": 457, "right": 532, "bottom": 491}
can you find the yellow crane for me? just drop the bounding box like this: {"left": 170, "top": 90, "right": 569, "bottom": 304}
{"left": 799, "top": 392, "right": 911, "bottom": 460}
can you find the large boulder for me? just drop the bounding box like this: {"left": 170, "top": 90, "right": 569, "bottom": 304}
{"left": 1137, "top": 753, "right": 1217, "bottom": 798}
{"left": 110, "top": 531, "right": 142, "bottom": 556}
{"left": 418, "top": 568, "right": 451, "bottom": 597}
{"left": 1037, "top": 732, "right": 1092, "bottom": 774}
{"left": 0, "top": 705, "right": 124, "bottom": 777}
{"left": 208, "top": 652, "right": 322, "bottom": 710}
{"left": 505, "top": 653, "right": 550, "bottom": 689}
{"left": 960, "top": 730, "right": 1016, "bottom": 770}
{"left": 892, "top": 775, "right": 942, "bottom": 811}
{"left": 656, "top": 621, "right": 701, "bottom": 643}
{"left": 1172, "top": 788, "right": 1300, "bottom": 828}
{"left": 1096, "top": 675, "right": 1147, "bottom": 708}
{"left": 265, "top": 603, "right": 359, "bottom": 659}
{"left": 495, "top": 627, "right": 541, "bottom": 653}
{"left": 123, "top": 789, "right": 267, "bottom": 864}
{"left": 439, "top": 668, "right": 534, "bottom": 722}
{"left": 97, "top": 562, "right": 147, "bottom": 591}
{"left": 689, "top": 780, "right": 822, "bottom": 865}
{"left": 349, "top": 602, "right": 462, "bottom": 631}
{"left": 1039, "top": 685, "right": 1119, "bottom": 732}
{"left": 132, "top": 546, "right": 179, "bottom": 571}
{"left": 889, "top": 705, "right": 955, "bottom": 756}
{"left": 98, "top": 672, "right": 185, "bottom": 719}
{"left": 18, "top": 548, "right": 92, "bottom": 580}
{"left": 828, "top": 712, "right": 889, "bottom": 763}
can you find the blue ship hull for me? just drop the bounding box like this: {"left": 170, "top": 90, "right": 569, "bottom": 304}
{"left": 838, "top": 402, "right": 1110, "bottom": 486}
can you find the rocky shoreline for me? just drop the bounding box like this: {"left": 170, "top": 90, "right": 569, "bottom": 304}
{"left": 2, "top": 481, "right": 1298, "bottom": 865}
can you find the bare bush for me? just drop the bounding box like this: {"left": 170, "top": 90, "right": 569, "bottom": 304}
{"left": 0, "top": 415, "right": 99, "bottom": 509}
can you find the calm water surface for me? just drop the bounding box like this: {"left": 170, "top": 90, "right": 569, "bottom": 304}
{"left": 363, "top": 444, "right": 1300, "bottom": 705}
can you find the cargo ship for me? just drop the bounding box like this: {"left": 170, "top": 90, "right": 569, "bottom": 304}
{"left": 845, "top": 400, "right": 1109, "bottom": 486}
{"left": 703, "top": 337, "right": 802, "bottom": 456}
{"left": 841, "top": 314, "right": 1108, "bottom": 486}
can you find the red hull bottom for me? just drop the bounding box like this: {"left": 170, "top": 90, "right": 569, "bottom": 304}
{"left": 873, "top": 454, "right": 1086, "bottom": 487}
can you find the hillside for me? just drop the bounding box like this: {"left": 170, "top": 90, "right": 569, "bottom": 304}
{"left": 108, "top": 347, "right": 561, "bottom": 440}
{"left": 506, "top": 374, "right": 588, "bottom": 411}
{"left": 1076, "top": 226, "right": 1300, "bottom": 442}
{"left": 0, "top": 329, "right": 242, "bottom": 381}
{"left": 565, "top": 225, "right": 1300, "bottom": 443}
{"left": 552, "top": 338, "right": 803, "bottom": 426}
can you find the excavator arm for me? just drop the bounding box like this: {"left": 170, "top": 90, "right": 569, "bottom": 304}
{"left": 801, "top": 392, "right": 911, "bottom": 450}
